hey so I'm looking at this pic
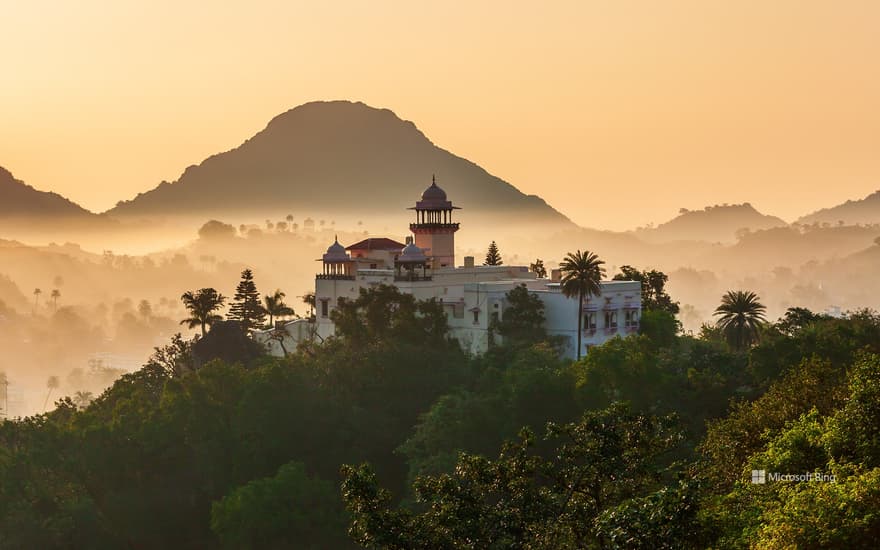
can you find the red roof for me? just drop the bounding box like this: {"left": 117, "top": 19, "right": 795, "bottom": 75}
{"left": 345, "top": 237, "right": 406, "bottom": 251}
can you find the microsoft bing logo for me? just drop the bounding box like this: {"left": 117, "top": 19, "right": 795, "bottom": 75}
{"left": 751, "top": 470, "right": 766, "bottom": 484}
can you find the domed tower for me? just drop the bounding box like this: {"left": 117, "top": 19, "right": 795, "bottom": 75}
{"left": 409, "top": 176, "right": 460, "bottom": 269}
{"left": 395, "top": 237, "right": 430, "bottom": 281}
{"left": 319, "top": 236, "right": 353, "bottom": 278}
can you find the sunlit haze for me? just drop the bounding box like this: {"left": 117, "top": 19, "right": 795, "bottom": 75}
{"left": 2, "top": 0, "right": 879, "bottom": 230}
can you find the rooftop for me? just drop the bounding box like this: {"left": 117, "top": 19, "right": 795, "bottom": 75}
{"left": 345, "top": 237, "right": 407, "bottom": 251}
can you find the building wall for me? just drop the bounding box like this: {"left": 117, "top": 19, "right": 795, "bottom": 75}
{"left": 253, "top": 318, "right": 314, "bottom": 356}
{"left": 537, "top": 280, "right": 641, "bottom": 358}
{"left": 413, "top": 230, "right": 456, "bottom": 268}
{"left": 313, "top": 264, "right": 641, "bottom": 360}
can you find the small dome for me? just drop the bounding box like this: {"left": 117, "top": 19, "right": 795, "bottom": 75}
{"left": 326, "top": 240, "right": 345, "bottom": 255}
{"left": 322, "top": 236, "right": 350, "bottom": 262}
{"left": 398, "top": 242, "right": 427, "bottom": 264}
{"left": 421, "top": 181, "right": 447, "bottom": 202}
{"left": 413, "top": 175, "right": 457, "bottom": 210}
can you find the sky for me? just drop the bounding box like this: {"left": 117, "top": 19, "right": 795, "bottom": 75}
{"left": 1, "top": 0, "right": 879, "bottom": 230}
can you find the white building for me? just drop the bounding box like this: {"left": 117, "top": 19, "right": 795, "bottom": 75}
{"left": 259, "top": 178, "right": 641, "bottom": 359}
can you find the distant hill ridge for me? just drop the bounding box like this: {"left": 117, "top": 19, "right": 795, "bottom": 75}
{"left": 0, "top": 166, "right": 97, "bottom": 218}
{"left": 797, "top": 190, "right": 880, "bottom": 226}
{"left": 108, "top": 100, "right": 573, "bottom": 228}
{"left": 636, "top": 203, "right": 788, "bottom": 243}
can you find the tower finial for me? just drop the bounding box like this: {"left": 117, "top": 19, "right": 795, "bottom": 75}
{"left": 334, "top": 234, "right": 338, "bottom": 243}
{"left": 432, "top": 174, "right": 436, "bottom": 185}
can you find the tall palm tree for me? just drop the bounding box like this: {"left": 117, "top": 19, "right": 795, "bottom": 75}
{"left": 714, "top": 290, "right": 767, "bottom": 351}
{"left": 180, "top": 288, "right": 227, "bottom": 337}
{"left": 0, "top": 371, "right": 8, "bottom": 418}
{"left": 264, "top": 289, "right": 295, "bottom": 328}
{"left": 560, "top": 250, "right": 606, "bottom": 360}
{"left": 43, "top": 375, "right": 59, "bottom": 412}
{"left": 33, "top": 288, "right": 42, "bottom": 313}
{"left": 72, "top": 390, "right": 94, "bottom": 410}
{"left": 50, "top": 289, "right": 61, "bottom": 312}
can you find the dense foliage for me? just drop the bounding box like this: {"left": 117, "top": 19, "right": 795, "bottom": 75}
{"left": 1, "top": 282, "right": 879, "bottom": 548}
{"left": 612, "top": 265, "right": 680, "bottom": 315}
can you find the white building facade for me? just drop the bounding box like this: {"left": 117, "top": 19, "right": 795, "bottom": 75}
{"left": 263, "top": 179, "right": 641, "bottom": 360}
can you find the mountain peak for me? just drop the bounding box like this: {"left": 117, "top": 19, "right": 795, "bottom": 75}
{"left": 108, "top": 101, "right": 573, "bottom": 231}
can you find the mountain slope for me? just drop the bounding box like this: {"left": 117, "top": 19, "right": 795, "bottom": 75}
{"left": 108, "top": 101, "right": 573, "bottom": 230}
{"left": 635, "top": 203, "right": 788, "bottom": 244}
{"left": 796, "top": 190, "right": 880, "bottom": 226}
{"left": 0, "top": 166, "right": 96, "bottom": 218}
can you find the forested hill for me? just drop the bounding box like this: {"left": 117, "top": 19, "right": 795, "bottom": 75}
{"left": 107, "top": 101, "right": 573, "bottom": 229}
{"left": 2, "top": 282, "right": 880, "bottom": 547}
{"left": 636, "top": 203, "right": 787, "bottom": 243}
{"left": 797, "top": 189, "right": 880, "bottom": 226}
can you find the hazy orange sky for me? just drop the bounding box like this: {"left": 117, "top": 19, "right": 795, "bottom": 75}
{"left": 2, "top": 0, "right": 879, "bottom": 230}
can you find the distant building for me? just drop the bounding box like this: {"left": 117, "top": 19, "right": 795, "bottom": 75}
{"left": 257, "top": 178, "right": 641, "bottom": 359}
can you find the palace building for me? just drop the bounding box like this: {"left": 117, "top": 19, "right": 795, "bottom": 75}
{"left": 257, "top": 178, "right": 641, "bottom": 359}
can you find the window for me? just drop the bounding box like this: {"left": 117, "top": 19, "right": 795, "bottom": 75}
{"left": 453, "top": 303, "right": 464, "bottom": 319}
{"left": 625, "top": 310, "right": 639, "bottom": 327}
{"left": 473, "top": 310, "right": 480, "bottom": 324}
{"left": 320, "top": 299, "right": 329, "bottom": 318}
{"left": 585, "top": 312, "right": 597, "bottom": 330}
{"left": 604, "top": 310, "right": 618, "bottom": 329}
{"left": 370, "top": 263, "right": 377, "bottom": 269}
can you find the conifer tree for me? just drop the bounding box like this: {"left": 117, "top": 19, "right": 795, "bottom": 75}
{"left": 484, "top": 241, "right": 503, "bottom": 266}
{"left": 227, "top": 269, "right": 267, "bottom": 332}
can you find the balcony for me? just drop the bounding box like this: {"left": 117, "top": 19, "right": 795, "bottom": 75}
{"left": 316, "top": 274, "right": 355, "bottom": 280}
{"left": 410, "top": 222, "right": 460, "bottom": 230}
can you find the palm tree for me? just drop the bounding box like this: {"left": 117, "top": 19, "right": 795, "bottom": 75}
{"left": 43, "top": 375, "right": 59, "bottom": 412}
{"left": 33, "top": 288, "right": 42, "bottom": 313}
{"left": 302, "top": 292, "right": 316, "bottom": 318}
{"left": 560, "top": 250, "right": 606, "bottom": 360}
{"left": 530, "top": 259, "right": 547, "bottom": 278}
{"left": 263, "top": 289, "right": 295, "bottom": 328}
{"left": 72, "top": 390, "right": 94, "bottom": 410}
{"left": 714, "top": 290, "right": 767, "bottom": 351}
{"left": 50, "top": 289, "right": 61, "bottom": 312}
{"left": 180, "top": 288, "right": 227, "bottom": 337}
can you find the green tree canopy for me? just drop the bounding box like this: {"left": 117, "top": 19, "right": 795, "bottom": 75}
{"left": 484, "top": 241, "right": 503, "bottom": 266}
{"left": 330, "top": 284, "right": 449, "bottom": 348}
{"left": 227, "top": 269, "right": 267, "bottom": 333}
{"left": 211, "top": 461, "right": 349, "bottom": 549}
{"left": 612, "top": 265, "right": 680, "bottom": 315}
{"left": 342, "top": 403, "right": 684, "bottom": 549}
{"left": 198, "top": 219, "right": 237, "bottom": 240}
{"left": 493, "top": 284, "right": 549, "bottom": 348}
